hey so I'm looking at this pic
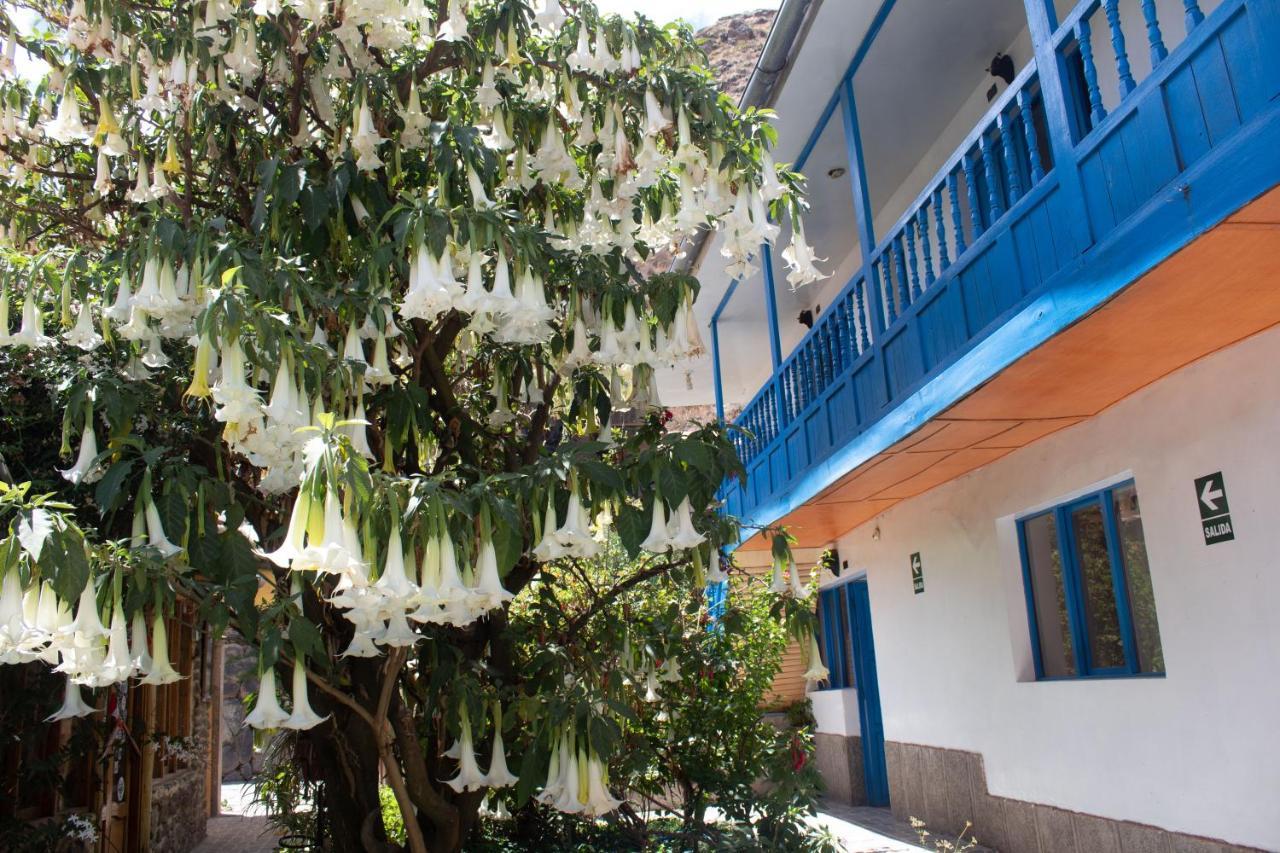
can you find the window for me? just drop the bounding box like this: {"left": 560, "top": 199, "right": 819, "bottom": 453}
{"left": 815, "top": 586, "right": 856, "bottom": 690}
{"left": 1017, "top": 480, "right": 1165, "bottom": 679}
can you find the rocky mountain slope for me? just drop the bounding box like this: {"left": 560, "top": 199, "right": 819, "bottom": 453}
{"left": 697, "top": 8, "right": 777, "bottom": 103}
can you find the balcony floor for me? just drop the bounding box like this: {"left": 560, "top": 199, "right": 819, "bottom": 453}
{"left": 737, "top": 184, "right": 1280, "bottom": 551}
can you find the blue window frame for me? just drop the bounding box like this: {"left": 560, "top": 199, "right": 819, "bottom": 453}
{"left": 1017, "top": 480, "right": 1165, "bottom": 680}
{"left": 816, "top": 585, "right": 856, "bottom": 690}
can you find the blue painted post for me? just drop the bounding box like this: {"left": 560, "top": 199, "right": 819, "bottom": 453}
{"left": 947, "top": 170, "right": 967, "bottom": 255}
{"left": 838, "top": 78, "right": 885, "bottom": 340}
{"left": 1023, "top": 0, "right": 1095, "bottom": 254}
{"left": 760, "top": 243, "right": 788, "bottom": 434}
{"left": 917, "top": 206, "right": 935, "bottom": 287}
{"left": 997, "top": 112, "right": 1023, "bottom": 204}
{"left": 1076, "top": 17, "right": 1108, "bottom": 127}
{"left": 1018, "top": 89, "right": 1045, "bottom": 183}
{"left": 1182, "top": 0, "right": 1204, "bottom": 32}
{"left": 1104, "top": 0, "right": 1137, "bottom": 96}
{"left": 711, "top": 316, "right": 725, "bottom": 423}
{"left": 893, "top": 237, "right": 910, "bottom": 312}
{"left": 962, "top": 151, "right": 984, "bottom": 236}
{"left": 855, "top": 278, "right": 871, "bottom": 352}
{"left": 904, "top": 222, "right": 921, "bottom": 300}
{"left": 1140, "top": 0, "right": 1168, "bottom": 66}
{"left": 979, "top": 133, "right": 1005, "bottom": 221}
{"left": 932, "top": 188, "right": 949, "bottom": 273}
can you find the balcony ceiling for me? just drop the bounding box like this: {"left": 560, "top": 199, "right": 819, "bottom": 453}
{"left": 658, "top": 0, "right": 1031, "bottom": 410}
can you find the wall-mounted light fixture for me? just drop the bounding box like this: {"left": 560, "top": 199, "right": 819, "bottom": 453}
{"left": 828, "top": 166, "right": 847, "bottom": 180}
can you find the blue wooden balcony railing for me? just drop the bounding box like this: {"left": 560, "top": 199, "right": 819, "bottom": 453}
{"left": 721, "top": 0, "right": 1280, "bottom": 528}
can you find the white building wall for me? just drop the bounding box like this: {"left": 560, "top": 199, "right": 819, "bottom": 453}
{"left": 816, "top": 327, "right": 1280, "bottom": 850}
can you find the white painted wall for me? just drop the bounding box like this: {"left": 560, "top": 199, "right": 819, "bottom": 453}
{"left": 809, "top": 685, "right": 862, "bottom": 738}
{"left": 814, "top": 328, "right": 1280, "bottom": 850}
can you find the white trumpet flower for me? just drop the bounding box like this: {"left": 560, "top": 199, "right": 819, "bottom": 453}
{"left": 444, "top": 706, "right": 488, "bottom": 792}
{"left": 61, "top": 419, "right": 102, "bottom": 485}
{"left": 139, "top": 614, "right": 182, "bottom": 685}
{"left": 244, "top": 666, "right": 290, "bottom": 729}
{"left": 129, "top": 610, "right": 152, "bottom": 675}
{"left": 471, "top": 535, "right": 513, "bottom": 611}
{"left": 484, "top": 703, "right": 519, "bottom": 788}
{"left": 667, "top": 497, "right": 706, "bottom": 551}
{"left": 144, "top": 496, "right": 182, "bottom": 558}
{"left": 65, "top": 299, "right": 103, "bottom": 351}
{"left": 47, "top": 675, "right": 97, "bottom": 721}
{"left": 639, "top": 498, "right": 673, "bottom": 554}
{"left": 283, "top": 657, "right": 328, "bottom": 730}
{"left": 803, "top": 632, "right": 830, "bottom": 684}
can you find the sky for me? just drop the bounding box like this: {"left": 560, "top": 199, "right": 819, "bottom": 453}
{"left": 594, "top": 0, "right": 778, "bottom": 29}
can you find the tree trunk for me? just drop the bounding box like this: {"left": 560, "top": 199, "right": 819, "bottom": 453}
{"left": 305, "top": 657, "right": 389, "bottom": 851}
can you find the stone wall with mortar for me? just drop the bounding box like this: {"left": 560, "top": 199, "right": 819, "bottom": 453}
{"left": 148, "top": 682, "right": 211, "bottom": 853}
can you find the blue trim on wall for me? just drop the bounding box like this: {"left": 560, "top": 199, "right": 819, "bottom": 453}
{"left": 711, "top": 317, "right": 725, "bottom": 423}
{"left": 847, "top": 580, "right": 889, "bottom": 807}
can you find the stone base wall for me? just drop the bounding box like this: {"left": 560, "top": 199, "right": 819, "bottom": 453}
{"left": 813, "top": 733, "right": 866, "bottom": 806}
{"left": 149, "top": 675, "right": 212, "bottom": 853}
{"left": 149, "top": 768, "right": 210, "bottom": 853}
{"left": 884, "top": 741, "right": 1265, "bottom": 853}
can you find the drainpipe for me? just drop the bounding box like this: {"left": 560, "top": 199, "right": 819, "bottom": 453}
{"left": 672, "top": 0, "right": 819, "bottom": 277}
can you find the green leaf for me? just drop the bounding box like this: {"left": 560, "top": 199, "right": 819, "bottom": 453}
{"left": 616, "top": 505, "right": 646, "bottom": 558}
{"left": 220, "top": 529, "right": 260, "bottom": 582}
{"left": 656, "top": 462, "right": 686, "bottom": 506}
{"left": 515, "top": 743, "right": 545, "bottom": 807}
{"left": 300, "top": 186, "right": 330, "bottom": 233}
{"left": 576, "top": 458, "right": 626, "bottom": 496}
{"left": 47, "top": 529, "right": 89, "bottom": 602}
{"left": 289, "top": 616, "right": 325, "bottom": 663}
{"left": 187, "top": 528, "right": 222, "bottom": 578}
{"left": 16, "top": 508, "right": 53, "bottom": 561}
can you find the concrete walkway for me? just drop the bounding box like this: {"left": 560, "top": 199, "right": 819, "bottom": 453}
{"left": 195, "top": 788, "right": 947, "bottom": 852}
{"left": 194, "top": 783, "right": 282, "bottom": 853}
{"left": 811, "top": 801, "right": 932, "bottom": 852}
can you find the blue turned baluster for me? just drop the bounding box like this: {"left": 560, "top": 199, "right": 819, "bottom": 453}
{"left": 1182, "top": 0, "right": 1204, "bottom": 32}
{"left": 1104, "top": 0, "right": 1137, "bottom": 96}
{"left": 979, "top": 133, "right": 1004, "bottom": 222}
{"left": 1077, "top": 17, "right": 1107, "bottom": 127}
{"left": 904, "top": 222, "right": 922, "bottom": 300}
{"left": 962, "top": 152, "right": 984, "bottom": 237}
{"left": 918, "top": 206, "right": 935, "bottom": 287}
{"left": 894, "top": 236, "right": 911, "bottom": 312}
{"left": 836, "top": 300, "right": 850, "bottom": 371}
{"left": 997, "top": 112, "right": 1023, "bottom": 205}
{"left": 874, "top": 258, "right": 895, "bottom": 326}
{"left": 1017, "top": 89, "right": 1045, "bottom": 183}
{"left": 947, "top": 171, "right": 967, "bottom": 256}
{"left": 932, "top": 188, "right": 949, "bottom": 274}
{"left": 1140, "top": 0, "right": 1168, "bottom": 66}
{"left": 855, "top": 279, "right": 871, "bottom": 352}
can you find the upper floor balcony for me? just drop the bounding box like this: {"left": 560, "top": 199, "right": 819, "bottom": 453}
{"left": 665, "top": 0, "right": 1280, "bottom": 549}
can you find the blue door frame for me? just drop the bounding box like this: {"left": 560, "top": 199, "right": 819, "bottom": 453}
{"left": 845, "top": 579, "right": 889, "bottom": 806}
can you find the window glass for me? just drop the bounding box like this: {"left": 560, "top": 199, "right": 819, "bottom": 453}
{"left": 1112, "top": 485, "right": 1165, "bottom": 674}
{"left": 1069, "top": 502, "right": 1127, "bottom": 670}
{"left": 839, "top": 590, "right": 856, "bottom": 690}
{"left": 1019, "top": 480, "right": 1166, "bottom": 680}
{"left": 1022, "top": 512, "right": 1075, "bottom": 677}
